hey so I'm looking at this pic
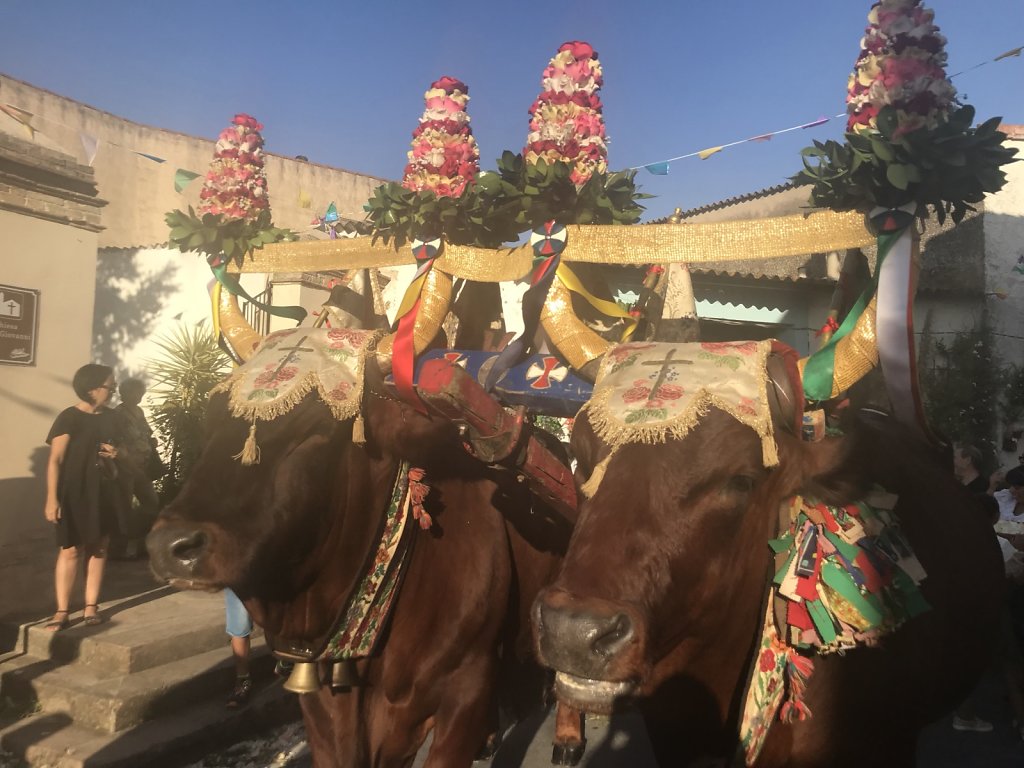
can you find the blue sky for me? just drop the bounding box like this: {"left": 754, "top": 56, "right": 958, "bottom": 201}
{"left": 1, "top": 0, "right": 1021, "bottom": 221}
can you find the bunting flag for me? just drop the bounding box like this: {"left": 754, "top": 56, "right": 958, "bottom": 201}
{"left": 298, "top": 189, "right": 312, "bottom": 208}
{"left": 632, "top": 41, "right": 1022, "bottom": 176}
{"left": 0, "top": 104, "right": 35, "bottom": 139}
{"left": 79, "top": 133, "right": 99, "bottom": 165}
{"left": 173, "top": 168, "right": 201, "bottom": 193}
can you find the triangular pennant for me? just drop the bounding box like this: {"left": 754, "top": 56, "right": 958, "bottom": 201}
{"left": 697, "top": 146, "right": 724, "bottom": 160}
{"left": 800, "top": 116, "right": 830, "bottom": 129}
{"left": 173, "top": 168, "right": 201, "bottom": 193}
{"left": 0, "top": 104, "right": 35, "bottom": 139}
{"left": 323, "top": 202, "right": 339, "bottom": 223}
{"left": 79, "top": 133, "right": 99, "bottom": 166}
{"left": 643, "top": 161, "right": 670, "bottom": 175}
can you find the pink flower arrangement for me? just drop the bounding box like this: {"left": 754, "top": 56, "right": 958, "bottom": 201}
{"left": 525, "top": 41, "right": 608, "bottom": 186}
{"left": 198, "top": 114, "right": 270, "bottom": 222}
{"left": 846, "top": 0, "right": 956, "bottom": 137}
{"left": 402, "top": 77, "right": 480, "bottom": 198}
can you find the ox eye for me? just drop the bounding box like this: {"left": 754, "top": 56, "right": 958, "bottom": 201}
{"left": 724, "top": 475, "right": 756, "bottom": 495}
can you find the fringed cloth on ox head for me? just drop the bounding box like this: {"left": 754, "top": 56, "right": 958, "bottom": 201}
{"left": 578, "top": 339, "right": 801, "bottom": 498}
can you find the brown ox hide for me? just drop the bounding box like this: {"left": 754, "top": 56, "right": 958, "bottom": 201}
{"left": 147, "top": 391, "right": 568, "bottom": 768}
{"left": 533, "top": 407, "right": 1003, "bottom": 767}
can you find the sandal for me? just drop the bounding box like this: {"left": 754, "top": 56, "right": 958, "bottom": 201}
{"left": 226, "top": 676, "right": 253, "bottom": 709}
{"left": 82, "top": 604, "right": 103, "bottom": 626}
{"left": 44, "top": 610, "right": 70, "bottom": 632}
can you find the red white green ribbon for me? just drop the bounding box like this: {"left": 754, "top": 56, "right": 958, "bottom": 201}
{"left": 392, "top": 237, "right": 440, "bottom": 412}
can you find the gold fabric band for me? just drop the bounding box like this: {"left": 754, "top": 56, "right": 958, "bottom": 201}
{"left": 375, "top": 268, "right": 453, "bottom": 370}
{"left": 234, "top": 210, "right": 872, "bottom": 278}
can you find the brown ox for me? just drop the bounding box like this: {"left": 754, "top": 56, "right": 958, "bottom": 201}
{"left": 534, "top": 360, "right": 1003, "bottom": 767}
{"left": 147, "top": 387, "right": 569, "bottom": 768}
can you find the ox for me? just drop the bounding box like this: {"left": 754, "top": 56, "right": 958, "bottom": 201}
{"left": 533, "top": 341, "right": 1003, "bottom": 767}
{"left": 147, "top": 373, "right": 571, "bottom": 767}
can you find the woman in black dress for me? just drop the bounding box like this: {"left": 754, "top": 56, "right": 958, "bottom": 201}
{"left": 43, "top": 364, "right": 122, "bottom": 630}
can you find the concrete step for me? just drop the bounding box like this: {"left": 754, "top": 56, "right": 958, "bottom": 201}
{"left": 0, "top": 673, "right": 299, "bottom": 768}
{"left": 21, "top": 589, "right": 230, "bottom": 676}
{"left": 1, "top": 639, "right": 274, "bottom": 734}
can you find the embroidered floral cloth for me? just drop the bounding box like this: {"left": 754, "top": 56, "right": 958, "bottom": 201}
{"left": 580, "top": 340, "right": 778, "bottom": 495}
{"left": 212, "top": 327, "right": 383, "bottom": 422}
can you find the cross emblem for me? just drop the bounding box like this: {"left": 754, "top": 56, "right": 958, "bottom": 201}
{"left": 273, "top": 334, "right": 315, "bottom": 375}
{"left": 641, "top": 348, "right": 691, "bottom": 404}
{"left": 526, "top": 356, "right": 568, "bottom": 390}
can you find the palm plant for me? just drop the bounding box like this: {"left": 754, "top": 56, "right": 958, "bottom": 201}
{"left": 145, "top": 322, "right": 231, "bottom": 502}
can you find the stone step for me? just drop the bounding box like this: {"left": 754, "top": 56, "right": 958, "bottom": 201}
{"left": 21, "top": 589, "right": 230, "bottom": 676}
{"left": 0, "top": 673, "right": 299, "bottom": 768}
{"left": 1, "top": 638, "right": 274, "bottom": 734}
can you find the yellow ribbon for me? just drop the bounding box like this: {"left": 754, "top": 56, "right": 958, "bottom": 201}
{"left": 555, "top": 264, "right": 637, "bottom": 342}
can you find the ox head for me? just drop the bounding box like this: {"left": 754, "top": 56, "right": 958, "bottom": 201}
{"left": 532, "top": 340, "right": 871, "bottom": 716}
{"left": 147, "top": 290, "right": 461, "bottom": 651}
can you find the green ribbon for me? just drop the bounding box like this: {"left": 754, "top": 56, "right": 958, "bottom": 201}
{"left": 802, "top": 210, "right": 914, "bottom": 402}
{"left": 210, "top": 263, "right": 307, "bottom": 324}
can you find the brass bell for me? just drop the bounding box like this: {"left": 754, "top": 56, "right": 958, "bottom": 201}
{"left": 283, "top": 661, "right": 321, "bottom": 694}
{"left": 330, "top": 659, "right": 361, "bottom": 690}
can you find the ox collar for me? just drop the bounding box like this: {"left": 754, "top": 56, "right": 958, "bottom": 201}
{"left": 737, "top": 489, "right": 929, "bottom": 765}
{"left": 321, "top": 461, "right": 418, "bottom": 661}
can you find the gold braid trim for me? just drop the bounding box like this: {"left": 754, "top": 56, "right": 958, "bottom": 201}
{"left": 238, "top": 211, "right": 872, "bottom": 277}
{"left": 797, "top": 294, "right": 879, "bottom": 398}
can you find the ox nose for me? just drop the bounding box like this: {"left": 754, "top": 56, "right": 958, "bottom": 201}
{"left": 534, "top": 591, "right": 636, "bottom": 680}
{"left": 146, "top": 526, "right": 209, "bottom": 581}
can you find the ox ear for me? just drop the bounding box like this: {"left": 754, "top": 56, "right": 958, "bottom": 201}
{"left": 796, "top": 432, "right": 872, "bottom": 507}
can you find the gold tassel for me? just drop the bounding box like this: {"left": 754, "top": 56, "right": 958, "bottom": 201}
{"left": 234, "top": 421, "right": 261, "bottom": 465}
{"left": 352, "top": 413, "right": 366, "bottom": 445}
{"left": 580, "top": 451, "right": 614, "bottom": 498}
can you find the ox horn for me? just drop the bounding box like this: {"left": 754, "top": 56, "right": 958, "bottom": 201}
{"left": 797, "top": 249, "right": 880, "bottom": 400}
{"left": 374, "top": 268, "right": 453, "bottom": 374}
{"left": 539, "top": 276, "right": 611, "bottom": 382}
{"left": 215, "top": 283, "right": 264, "bottom": 364}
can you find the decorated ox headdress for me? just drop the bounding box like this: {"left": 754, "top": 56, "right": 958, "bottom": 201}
{"left": 579, "top": 340, "right": 783, "bottom": 497}
{"left": 210, "top": 327, "right": 383, "bottom": 462}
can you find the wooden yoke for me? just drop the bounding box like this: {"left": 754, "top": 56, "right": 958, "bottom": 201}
{"left": 416, "top": 358, "right": 578, "bottom": 523}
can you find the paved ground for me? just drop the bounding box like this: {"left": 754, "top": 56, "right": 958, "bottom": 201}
{"left": 1, "top": 556, "right": 1022, "bottom": 767}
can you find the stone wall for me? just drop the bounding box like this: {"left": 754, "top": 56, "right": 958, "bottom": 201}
{"left": 0, "top": 129, "right": 103, "bottom": 624}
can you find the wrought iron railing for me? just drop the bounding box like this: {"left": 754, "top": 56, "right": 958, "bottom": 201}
{"left": 242, "top": 289, "right": 271, "bottom": 336}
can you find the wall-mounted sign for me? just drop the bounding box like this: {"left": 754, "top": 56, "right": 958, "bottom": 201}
{"left": 0, "top": 284, "right": 40, "bottom": 366}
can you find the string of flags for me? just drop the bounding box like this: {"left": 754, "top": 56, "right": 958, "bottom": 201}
{"left": 631, "top": 44, "right": 1022, "bottom": 175}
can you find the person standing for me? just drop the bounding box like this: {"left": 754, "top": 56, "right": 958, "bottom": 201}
{"left": 953, "top": 445, "right": 989, "bottom": 494}
{"left": 224, "top": 588, "right": 253, "bottom": 708}
{"left": 43, "top": 364, "right": 122, "bottom": 630}
{"left": 113, "top": 378, "right": 161, "bottom": 558}
{"left": 996, "top": 467, "right": 1024, "bottom": 522}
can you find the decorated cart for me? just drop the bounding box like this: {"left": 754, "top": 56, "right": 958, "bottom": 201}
{"left": 162, "top": 1, "right": 1015, "bottom": 765}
